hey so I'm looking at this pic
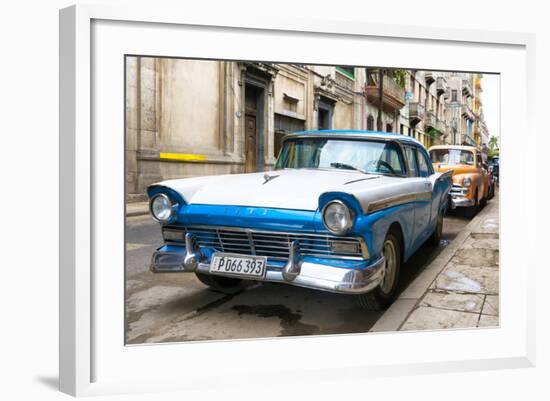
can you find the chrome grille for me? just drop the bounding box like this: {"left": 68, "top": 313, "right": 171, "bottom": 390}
{"left": 163, "top": 226, "right": 366, "bottom": 260}
{"left": 450, "top": 184, "right": 463, "bottom": 195}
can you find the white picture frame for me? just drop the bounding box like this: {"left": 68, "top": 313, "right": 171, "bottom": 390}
{"left": 59, "top": 4, "right": 536, "bottom": 397}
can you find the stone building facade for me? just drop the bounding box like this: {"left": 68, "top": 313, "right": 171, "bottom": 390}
{"left": 444, "top": 72, "right": 484, "bottom": 147}
{"left": 125, "top": 57, "right": 491, "bottom": 200}
{"left": 397, "top": 70, "right": 450, "bottom": 148}
{"left": 125, "top": 57, "right": 366, "bottom": 200}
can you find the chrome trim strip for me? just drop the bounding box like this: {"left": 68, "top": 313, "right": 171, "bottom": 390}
{"left": 366, "top": 191, "right": 432, "bottom": 213}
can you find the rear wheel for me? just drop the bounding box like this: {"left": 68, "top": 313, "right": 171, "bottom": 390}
{"left": 356, "top": 229, "right": 402, "bottom": 310}
{"left": 195, "top": 272, "right": 246, "bottom": 294}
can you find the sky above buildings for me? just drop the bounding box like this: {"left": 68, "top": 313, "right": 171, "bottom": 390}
{"left": 481, "top": 73, "right": 500, "bottom": 141}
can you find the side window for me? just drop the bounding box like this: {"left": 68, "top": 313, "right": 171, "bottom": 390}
{"left": 403, "top": 146, "right": 418, "bottom": 177}
{"left": 416, "top": 149, "right": 432, "bottom": 177}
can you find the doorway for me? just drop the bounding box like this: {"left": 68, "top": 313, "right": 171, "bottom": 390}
{"left": 244, "top": 83, "right": 265, "bottom": 173}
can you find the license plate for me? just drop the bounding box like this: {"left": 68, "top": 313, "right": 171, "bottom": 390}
{"left": 209, "top": 253, "right": 267, "bottom": 279}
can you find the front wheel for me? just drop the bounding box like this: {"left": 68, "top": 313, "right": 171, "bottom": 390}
{"left": 467, "top": 189, "right": 479, "bottom": 218}
{"left": 195, "top": 272, "right": 246, "bottom": 294}
{"left": 356, "top": 229, "right": 402, "bottom": 310}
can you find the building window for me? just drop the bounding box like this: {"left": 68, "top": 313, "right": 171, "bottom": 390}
{"left": 451, "top": 89, "right": 458, "bottom": 102}
{"left": 386, "top": 123, "right": 393, "bottom": 133}
{"left": 336, "top": 66, "right": 355, "bottom": 79}
{"left": 317, "top": 98, "right": 334, "bottom": 130}
{"left": 282, "top": 93, "right": 299, "bottom": 114}
{"left": 367, "top": 115, "right": 374, "bottom": 131}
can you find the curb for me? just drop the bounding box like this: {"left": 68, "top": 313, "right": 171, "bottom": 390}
{"left": 370, "top": 197, "right": 499, "bottom": 333}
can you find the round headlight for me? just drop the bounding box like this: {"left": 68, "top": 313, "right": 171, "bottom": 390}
{"left": 322, "top": 201, "right": 353, "bottom": 234}
{"left": 150, "top": 194, "right": 176, "bottom": 223}
{"left": 463, "top": 177, "right": 471, "bottom": 187}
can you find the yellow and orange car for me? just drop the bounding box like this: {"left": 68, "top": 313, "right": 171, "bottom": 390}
{"left": 428, "top": 145, "right": 491, "bottom": 211}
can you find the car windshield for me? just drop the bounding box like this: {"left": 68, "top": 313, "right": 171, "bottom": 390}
{"left": 430, "top": 149, "right": 474, "bottom": 165}
{"left": 274, "top": 137, "right": 405, "bottom": 175}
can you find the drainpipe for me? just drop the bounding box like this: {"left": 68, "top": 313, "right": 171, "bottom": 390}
{"left": 377, "top": 68, "right": 383, "bottom": 131}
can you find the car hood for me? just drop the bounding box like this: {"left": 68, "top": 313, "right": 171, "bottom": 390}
{"left": 432, "top": 163, "right": 478, "bottom": 176}
{"left": 154, "top": 169, "right": 395, "bottom": 211}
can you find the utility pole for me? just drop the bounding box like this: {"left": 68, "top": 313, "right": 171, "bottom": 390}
{"left": 377, "top": 68, "right": 383, "bottom": 131}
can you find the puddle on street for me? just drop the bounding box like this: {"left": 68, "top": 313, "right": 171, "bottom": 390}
{"left": 232, "top": 304, "right": 319, "bottom": 336}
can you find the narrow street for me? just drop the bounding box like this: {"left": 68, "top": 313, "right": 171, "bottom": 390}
{"left": 125, "top": 207, "right": 475, "bottom": 344}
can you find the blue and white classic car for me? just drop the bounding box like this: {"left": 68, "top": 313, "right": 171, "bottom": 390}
{"left": 147, "top": 131, "right": 452, "bottom": 309}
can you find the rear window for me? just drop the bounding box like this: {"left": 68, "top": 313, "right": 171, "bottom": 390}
{"left": 430, "top": 149, "right": 474, "bottom": 165}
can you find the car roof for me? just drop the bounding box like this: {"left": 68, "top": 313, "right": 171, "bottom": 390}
{"left": 429, "top": 144, "right": 480, "bottom": 152}
{"left": 287, "top": 130, "right": 425, "bottom": 147}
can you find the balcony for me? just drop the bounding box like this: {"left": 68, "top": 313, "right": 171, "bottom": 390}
{"left": 424, "top": 110, "right": 437, "bottom": 130}
{"left": 462, "top": 79, "right": 473, "bottom": 96}
{"left": 408, "top": 102, "right": 425, "bottom": 125}
{"left": 436, "top": 76, "right": 447, "bottom": 96}
{"left": 334, "top": 68, "right": 354, "bottom": 91}
{"left": 365, "top": 75, "right": 406, "bottom": 111}
{"left": 425, "top": 72, "right": 436, "bottom": 85}
{"left": 462, "top": 103, "right": 474, "bottom": 121}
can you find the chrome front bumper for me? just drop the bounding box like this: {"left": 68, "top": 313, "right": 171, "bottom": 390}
{"left": 150, "top": 234, "right": 385, "bottom": 295}
{"left": 450, "top": 196, "right": 475, "bottom": 208}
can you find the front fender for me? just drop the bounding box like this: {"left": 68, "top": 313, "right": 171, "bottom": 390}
{"left": 453, "top": 173, "right": 480, "bottom": 199}
{"left": 354, "top": 203, "right": 415, "bottom": 262}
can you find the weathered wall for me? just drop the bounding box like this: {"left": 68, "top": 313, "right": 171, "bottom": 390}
{"left": 125, "top": 59, "right": 377, "bottom": 199}
{"left": 157, "top": 59, "right": 222, "bottom": 154}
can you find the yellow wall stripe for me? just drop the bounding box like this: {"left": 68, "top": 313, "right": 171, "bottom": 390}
{"left": 159, "top": 152, "right": 207, "bottom": 162}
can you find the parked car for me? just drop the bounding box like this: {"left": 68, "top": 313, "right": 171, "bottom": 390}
{"left": 147, "top": 131, "right": 452, "bottom": 309}
{"left": 487, "top": 167, "right": 496, "bottom": 199}
{"left": 489, "top": 157, "right": 499, "bottom": 186}
{"left": 429, "top": 145, "right": 491, "bottom": 214}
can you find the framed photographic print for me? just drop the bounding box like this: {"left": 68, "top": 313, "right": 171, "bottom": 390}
{"left": 59, "top": 4, "right": 535, "bottom": 397}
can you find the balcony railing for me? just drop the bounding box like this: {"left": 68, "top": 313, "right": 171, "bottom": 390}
{"left": 425, "top": 72, "right": 436, "bottom": 85}
{"left": 436, "top": 76, "right": 447, "bottom": 96}
{"left": 462, "top": 103, "right": 474, "bottom": 120}
{"left": 424, "top": 110, "right": 437, "bottom": 129}
{"left": 365, "top": 75, "right": 406, "bottom": 111}
{"left": 408, "top": 102, "right": 425, "bottom": 125}
{"left": 334, "top": 69, "right": 354, "bottom": 91}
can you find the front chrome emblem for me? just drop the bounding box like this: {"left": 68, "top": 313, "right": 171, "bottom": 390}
{"left": 262, "top": 173, "right": 280, "bottom": 185}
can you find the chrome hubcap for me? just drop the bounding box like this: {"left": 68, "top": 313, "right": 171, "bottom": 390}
{"left": 380, "top": 239, "right": 397, "bottom": 295}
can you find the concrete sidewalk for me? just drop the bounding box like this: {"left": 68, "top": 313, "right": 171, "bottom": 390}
{"left": 371, "top": 194, "right": 499, "bottom": 332}
{"left": 127, "top": 201, "right": 149, "bottom": 217}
